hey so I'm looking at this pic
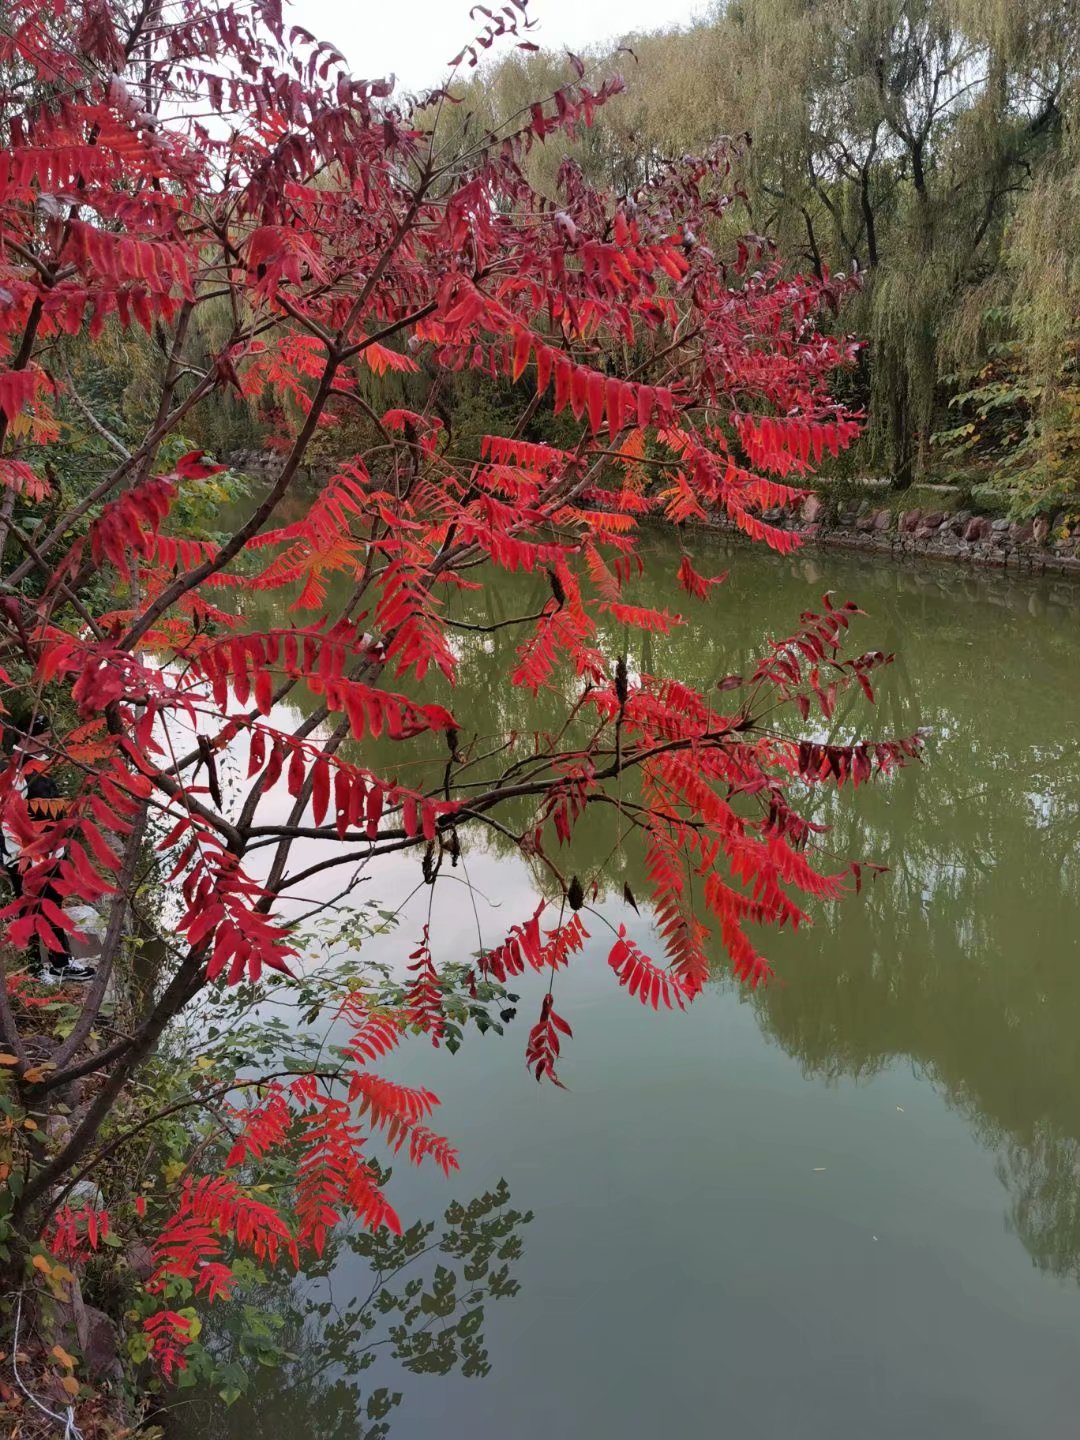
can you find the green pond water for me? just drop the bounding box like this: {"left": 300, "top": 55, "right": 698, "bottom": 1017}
{"left": 189, "top": 533, "right": 1080, "bottom": 1440}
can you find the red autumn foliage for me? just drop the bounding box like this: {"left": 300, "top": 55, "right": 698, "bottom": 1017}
{"left": 0, "top": 0, "right": 923, "bottom": 1377}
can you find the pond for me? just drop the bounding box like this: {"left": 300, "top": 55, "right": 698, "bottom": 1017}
{"left": 185, "top": 532, "right": 1080, "bottom": 1440}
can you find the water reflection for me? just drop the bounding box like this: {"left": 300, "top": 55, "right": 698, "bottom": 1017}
{"left": 739, "top": 558, "right": 1080, "bottom": 1283}
{"left": 195, "top": 518, "right": 1080, "bottom": 1434}
{"left": 182, "top": 1181, "right": 531, "bottom": 1440}
{"left": 238, "top": 525, "right": 1080, "bottom": 1282}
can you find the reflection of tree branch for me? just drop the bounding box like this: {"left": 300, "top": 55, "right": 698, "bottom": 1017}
{"left": 445, "top": 608, "right": 549, "bottom": 633}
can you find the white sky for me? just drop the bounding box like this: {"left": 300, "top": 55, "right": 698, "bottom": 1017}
{"left": 290, "top": 0, "right": 707, "bottom": 92}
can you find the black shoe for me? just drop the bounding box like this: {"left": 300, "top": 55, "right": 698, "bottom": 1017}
{"left": 47, "top": 961, "right": 96, "bottom": 984}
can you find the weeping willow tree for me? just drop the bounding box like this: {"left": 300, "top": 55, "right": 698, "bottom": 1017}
{"left": 1002, "top": 142, "right": 1080, "bottom": 513}
{"left": 46, "top": 2, "right": 1078, "bottom": 504}
{"left": 461, "top": 0, "right": 1077, "bottom": 496}
{"left": 939, "top": 101, "right": 1080, "bottom": 515}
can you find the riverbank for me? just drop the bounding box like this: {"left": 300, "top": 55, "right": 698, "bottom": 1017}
{"left": 742, "top": 495, "right": 1080, "bottom": 577}
{"left": 227, "top": 451, "right": 1080, "bottom": 580}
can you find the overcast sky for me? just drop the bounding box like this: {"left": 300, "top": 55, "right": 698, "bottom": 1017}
{"left": 291, "top": 0, "right": 707, "bottom": 92}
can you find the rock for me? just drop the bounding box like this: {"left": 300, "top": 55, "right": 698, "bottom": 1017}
{"left": 991, "top": 517, "right": 1011, "bottom": 533}
{"left": 963, "top": 516, "right": 988, "bottom": 543}
{"left": 913, "top": 524, "right": 937, "bottom": 541}
{"left": 921, "top": 511, "right": 945, "bottom": 529}
{"left": 953, "top": 509, "right": 973, "bottom": 529}
{"left": 873, "top": 509, "right": 892, "bottom": 531}
{"left": 800, "top": 494, "right": 824, "bottom": 524}
{"left": 899, "top": 509, "right": 922, "bottom": 533}
{"left": 856, "top": 499, "right": 871, "bottom": 517}
{"left": 1033, "top": 515, "right": 1050, "bottom": 546}
{"left": 51, "top": 1287, "right": 121, "bottom": 1383}
{"left": 126, "top": 1241, "right": 154, "bottom": 1281}
{"left": 81, "top": 1307, "right": 120, "bottom": 1379}
{"left": 67, "top": 1180, "right": 104, "bottom": 1209}
{"left": 1010, "top": 520, "right": 1035, "bottom": 545}
{"left": 856, "top": 513, "right": 876, "bottom": 531}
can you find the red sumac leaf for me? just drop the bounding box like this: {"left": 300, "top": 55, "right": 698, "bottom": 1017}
{"left": 586, "top": 370, "right": 606, "bottom": 434}
{"left": 311, "top": 755, "right": 330, "bottom": 825}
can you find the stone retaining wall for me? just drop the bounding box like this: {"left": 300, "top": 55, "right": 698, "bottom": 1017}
{"left": 763, "top": 496, "right": 1080, "bottom": 576}
{"left": 229, "top": 448, "right": 338, "bottom": 484}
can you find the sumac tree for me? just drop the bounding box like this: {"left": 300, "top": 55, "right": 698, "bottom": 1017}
{"left": 0, "top": 0, "right": 918, "bottom": 1387}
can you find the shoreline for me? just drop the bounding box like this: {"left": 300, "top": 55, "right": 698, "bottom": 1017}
{"left": 227, "top": 451, "right": 1080, "bottom": 580}
{"left": 703, "top": 500, "right": 1080, "bottom": 578}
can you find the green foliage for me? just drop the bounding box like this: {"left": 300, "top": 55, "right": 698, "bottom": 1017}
{"left": 934, "top": 328, "right": 1080, "bottom": 516}
{"left": 0, "top": 912, "right": 523, "bottom": 1425}
{"left": 444, "top": 0, "right": 1077, "bottom": 498}
{"left": 182, "top": 1180, "right": 531, "bottom": 1438}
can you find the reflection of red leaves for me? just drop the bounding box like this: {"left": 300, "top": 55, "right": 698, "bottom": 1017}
{"left": 525, "top": 992, "right": 572, "bottom": 1087}
{"left": 601, "top": 602, "right": 683, "bottom": 634}
{"left": 677, "top": 554, "right": 727, "bottom": 601}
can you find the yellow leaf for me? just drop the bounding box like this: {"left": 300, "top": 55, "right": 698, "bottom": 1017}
{"left": 22, "top": 1117, "right": 37, "bottom": 1130}
{"left": 31, "top": 1254, "right": 52, "bottom": 1275}
{"left": 61, "top": 1375, "right": 79, "bottom": 1397}
{"left": 162, "top": 1160, "right": 185, "bottom": 1185}
{"left": 21, "top": 1066, "right": 51, "bottom": 1084}
{"left": 51, "top": 1344, "right": 76, "bottom": 1370}
{"left": 0, "top": 1053, "right": 19, "bottom": 1066}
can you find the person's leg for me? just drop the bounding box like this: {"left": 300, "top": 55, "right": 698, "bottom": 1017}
{"left": 1, "top": 842, "right": 94, "bottom": 981}
{"left": 40, "top": 878, "right": 95, "bottom": 980}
